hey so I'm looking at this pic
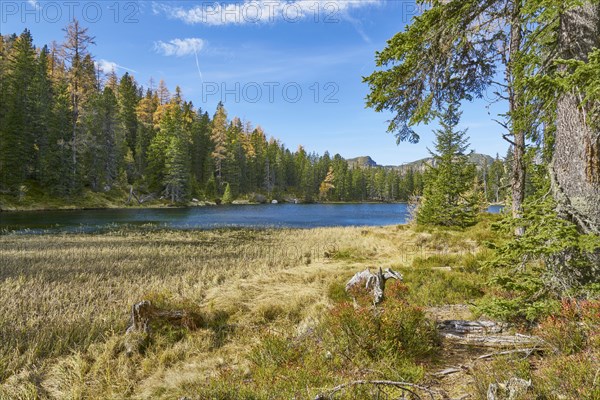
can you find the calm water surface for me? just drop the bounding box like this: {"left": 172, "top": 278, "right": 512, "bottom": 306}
{"left": 0, "top": 204, "right": 504, "bottom": 234}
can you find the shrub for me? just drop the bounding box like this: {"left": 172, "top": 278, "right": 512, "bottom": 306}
{"left": 535, "top": 299, "right": 600, "bottom": 355}
{"left": 476, "top": 189, "right": 600, "bottom": 324}
{"left": 322, "top": 295, "right": 439, "bottom": 364}
{"left": 532, "top": 352, "right": 600, "bottom": 399}
{"left": 327, "top": 281, "right": 351, "bottom": 303}
{"left": 476, "top": 270, "right": 561, "bottom": 323}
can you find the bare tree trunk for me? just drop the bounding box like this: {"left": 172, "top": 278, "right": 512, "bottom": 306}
{"left": 508, "top": 2, "right": 526, "bottom": 235}
{"left": 551, "top": 2, "right": 600, "bottom": 234}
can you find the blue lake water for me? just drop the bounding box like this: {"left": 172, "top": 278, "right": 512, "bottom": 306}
{"left": 0, "top": 204, "right": 505, "bottom": 234}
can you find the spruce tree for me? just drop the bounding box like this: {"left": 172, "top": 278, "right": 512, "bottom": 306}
{"left": 117, "top": 73, "right": 139, "bottom": 160}
{"left": 416, "top": 104, "right": 480, "bottom": 227}
{"left": 134, "top": 89, "right": 158, "bottom": 179}
{"left": 211, "top": 102, "right": 228, "bottom": 184}
{"left": 0, "top": 29, "right": 37, "bottom": 191}
{"left": 222, "top": 183, "right": 233, "bottom": 204}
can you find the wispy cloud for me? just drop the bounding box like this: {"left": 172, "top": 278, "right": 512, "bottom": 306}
{"left": 152, "top": 0, "right": 381, "bottom": 26}
{"left": 95, "top": 59, "right": 137, "bottom": 74}
{"left": 154, "top": 38, "right": 205, "bottom": 57}
{"left": 27, "top": 0, "right": 40, "bottom": 9}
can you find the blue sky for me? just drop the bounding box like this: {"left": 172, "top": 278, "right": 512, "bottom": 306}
{"left": 3, "top": 0, "right": 508, "bottom": 165}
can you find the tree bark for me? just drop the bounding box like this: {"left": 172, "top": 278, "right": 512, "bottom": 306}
{"left": 507, "top": 1, "right": 526, "bottom": 235}
{"left": 551, "top": 2, "right": 600, "bottom": 234}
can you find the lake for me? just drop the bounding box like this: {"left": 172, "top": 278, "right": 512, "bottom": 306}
{"left": 0, "top": 204, "right": 505, "bottom": 234}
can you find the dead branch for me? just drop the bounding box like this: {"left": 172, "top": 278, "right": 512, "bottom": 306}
{"left": 476, "top": 348, "right": 540, "bottom": 360}
{"left": 127, "top": 186, "right": 155, "bottom": 205}
{"left": 432, "top": 367, "right": 463, "bottom": 377}
{"left": 314, "top": 380, "right": 441, "bottom": 400}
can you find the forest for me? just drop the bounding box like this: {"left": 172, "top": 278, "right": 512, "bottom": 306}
{"left": 0, "top": 21, "right": 510, "bottom": 207}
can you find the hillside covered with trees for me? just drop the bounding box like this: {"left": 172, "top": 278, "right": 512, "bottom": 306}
{"left": 0, "top": 21, "right": 513, "bottom": 209}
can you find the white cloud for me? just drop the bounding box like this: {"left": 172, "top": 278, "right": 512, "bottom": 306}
{"left": 154, "top": 38, "right": 205, "bottom": 57}
{"left": 153, "top": 0, "right": 381, "bottom": 26}
{"left": 95, "top": 59, "right": 137, "bottom": 74}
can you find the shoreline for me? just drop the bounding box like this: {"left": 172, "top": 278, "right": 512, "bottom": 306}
{"left": 0, "top": 200, "right": 417, "bottom": 213}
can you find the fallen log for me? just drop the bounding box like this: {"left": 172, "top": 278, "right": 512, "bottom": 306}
{"left": 437, "top": 319, "right": 508, "bottom": 335}
{"left": 441, "top": 333, "right": 541, "bottom": 348}
{"left": 438, "top": 320, "right": 542, "bottom": 348}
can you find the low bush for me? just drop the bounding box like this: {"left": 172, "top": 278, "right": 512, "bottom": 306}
{"left": 403, "top": 268, "right": 485, "bottom": 306}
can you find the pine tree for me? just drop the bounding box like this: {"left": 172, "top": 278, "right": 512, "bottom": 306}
{"left": 190, "top": 110, "right": 212, "bottom": 188}
{"left": 135, "top": 89, "right": 158, "bottom": 179}
{"left": 416, "top": 104, "right": 480, "bottom": 227}
{"left": 81, "top": 87, "right": 122, "bottom": 191}
{"left": 0, "top": 29, "right": 37, "bottom": 191}
{"left": 152, "top": 95, "right": 192, "bottom": 203}
{"left": 364, "top": 0, "right": 528, "bottom": 224}
{"left": 117, "top": 73, "right": 139, "bottom": 159}
{"left": 211, "top": 102, "right": 228, "bottom": 184}
{"left": 61, "top": 19, "right": 96, "bottom": 184}
{"left": 222, "top": 182, "right": 233, "bottom": 204}
{"left": 31, "top": 46, "right": 56, "bottom": 182}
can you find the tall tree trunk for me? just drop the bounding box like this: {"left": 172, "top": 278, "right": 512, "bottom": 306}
{"left": 508, "top": 1, "right": 526, "bottom": 235}
{"left": 551, "top": 2, "right": 600, "bottom": 234}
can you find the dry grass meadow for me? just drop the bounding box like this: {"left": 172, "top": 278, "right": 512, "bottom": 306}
{"left": 1, "top": 219, "right": 597, "bottom": 399}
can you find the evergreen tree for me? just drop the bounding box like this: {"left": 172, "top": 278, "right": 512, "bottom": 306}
{"left": 40, "top": 78, "right": 73, "bottom": 195}
{"left": 416, "top": 104, "right": 480, "bottom": 227}
{"left": 151, "top": 94, "right": 192, "bottom": 203}
{"left": 222, "top": 183, "right": 233, "bottom": 204}
{"left": 211, "top": 102, "right": 228, "bottom": 185}
{"left": 135, "top": 89, "right": 158, "bottom": 180}
{"left": 0, "top": 29, "right": 37, "bottom": 191}
{"left": 117, "top": 73, "right": 139, "bottom": 160}
{"left": 363, "top": 0, "right": 528, "bottom": 225}
{"left": 81, "top": 87, "right": 123, "bottom": 191}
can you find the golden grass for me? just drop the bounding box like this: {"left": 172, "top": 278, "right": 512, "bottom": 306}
{"left": 0, "top": 224, "right": 490, "bottom": 399}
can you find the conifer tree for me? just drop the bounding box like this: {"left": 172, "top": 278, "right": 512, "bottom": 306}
{"left": 0, "top": 29, "right": 37, "bottom": 191}
{"left": 81, "top": 87, "right": 122, "bottom": 191}
{"left": 32, "top": 46, "right": 55, "bottom": 183}
{"left": 416, "top": 104, "right": 480, "bottom": 227}
{"left": 135, "top": 89, "right": 158, "bottom": 178}
{"left": 211, "top": 102, "right": 228, "bottom": 184}
{"left": 319, "top": 166, "right": 335, "bottom": 200}
{"left": 61, "top": 19, "right": 96, "bottom": 183}
{"left": 222, "top": 183, "right": 233, "bottom": 204}
{"left": 117, "top": 73, "right": 139, "bottom": 159}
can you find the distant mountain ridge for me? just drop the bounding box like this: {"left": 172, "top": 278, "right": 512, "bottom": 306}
{"left": 346, "top": 153, "right": 495, "bottom": 172}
